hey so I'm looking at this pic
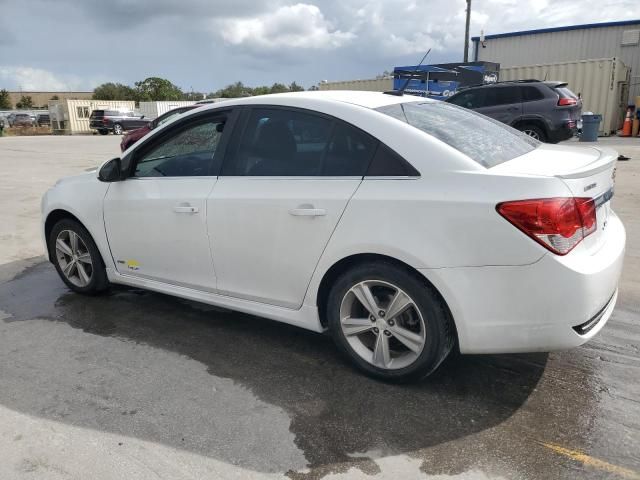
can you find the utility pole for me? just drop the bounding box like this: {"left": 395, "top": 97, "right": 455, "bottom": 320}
{"left": 463, "top": 0, "right": 471, "bottom": 62}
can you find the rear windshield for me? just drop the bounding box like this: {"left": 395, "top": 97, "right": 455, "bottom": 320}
{"left": 555, "top": 87, "right": 578, "bottom": 100}
{"left": 376, "top": 101, "right": 538, "bottom": 168}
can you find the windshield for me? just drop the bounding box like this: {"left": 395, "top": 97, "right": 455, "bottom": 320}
{"left": 376, "top": 101, "right": 538, "bottom": 168}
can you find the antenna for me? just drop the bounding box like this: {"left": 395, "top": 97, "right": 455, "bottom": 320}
{"left": 384, "top": 48, "right": 432, "bottom": 96}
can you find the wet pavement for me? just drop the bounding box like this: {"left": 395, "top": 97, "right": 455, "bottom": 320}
{"left": 0, "top": 136, "right": 639, "bottom": 479}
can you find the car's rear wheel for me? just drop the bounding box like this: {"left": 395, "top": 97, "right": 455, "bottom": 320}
{"left": 49, "top": 219, "right": 109, "bottom": 294}
{"left": 113, "top": 123, "right": 123, "bottom": 135}
{"left": 519, "top": 124, "right": 547, "bottom": 142}
{"left": 327, "top": 262, "right": 454, "bottom": 382}
{"left": 98, "top": 129, "right": 108, "bottom": 135}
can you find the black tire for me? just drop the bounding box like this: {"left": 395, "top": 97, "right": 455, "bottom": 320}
{"left": 327, "top": 262, "right": 454, "bottom": 382}
{"left": 49, "top": 218, "right": 109, "bottom": 294}
{"left": 113, "top": 123, "right": 123, "bottom": 135}
{"left": 98, "top": 129, "right": 109, "bottom": 135}
{"left": 518, "top": 123, "right": 547, "bottom": 142}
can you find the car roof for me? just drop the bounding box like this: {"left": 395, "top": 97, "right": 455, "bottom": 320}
{"left": 197, "top": 90, "right": 430, "bottom": 111}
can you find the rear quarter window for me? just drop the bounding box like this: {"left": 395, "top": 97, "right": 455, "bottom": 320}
{"left": 376, "top": 101, "right": 538, "bottom": 168}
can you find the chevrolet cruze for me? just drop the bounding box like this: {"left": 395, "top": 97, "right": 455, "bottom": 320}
{"left": 42, "top": 91, "right": 625, "bottom": 382}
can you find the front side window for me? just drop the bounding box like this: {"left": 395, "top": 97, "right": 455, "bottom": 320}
{"left": 448, "top": 89, "right": 485, "bottom": 109}
{"left": 223, "top": 108, "right": 376, "bottom": 176}
{"left": 376, "top": 101, "right": 538, "bottom": 168}
{"left": 134, "top": 117, "right": 225, "bottom": 177}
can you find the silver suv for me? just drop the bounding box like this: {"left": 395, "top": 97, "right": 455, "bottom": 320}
{"left": 446, "top": 80, "right": 582, "bottom": 143}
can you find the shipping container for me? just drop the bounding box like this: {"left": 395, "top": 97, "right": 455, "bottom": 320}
{"left": 48, "top": 99, "right": 136, "bottom": 135}
{"left": 138, "top": 101, "right": 197, "bottom": 120}
{"left": 500, "top": 58, "right": 630, "bottom": 135}
{"left": 318, "top": 77, "right": 393, "bottom": 92}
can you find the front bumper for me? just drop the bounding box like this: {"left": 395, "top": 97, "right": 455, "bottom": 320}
{"left": 421, "top": 211, "right": 625, "bottom": 354}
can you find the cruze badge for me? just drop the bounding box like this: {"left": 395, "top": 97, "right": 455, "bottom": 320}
{"left": 584, "top": 182, "right": 597, "bottom": 192}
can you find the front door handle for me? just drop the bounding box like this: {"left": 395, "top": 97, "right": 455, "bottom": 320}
{"left": 173, "top": 204, "right": 199, "bottom": 214}
{"left": 289, "top": 207, "right": 326, "bottom": 217}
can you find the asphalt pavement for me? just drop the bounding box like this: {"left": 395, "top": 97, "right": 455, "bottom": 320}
{"left": 0, "top": 135, "right": 638, "bottom": 479}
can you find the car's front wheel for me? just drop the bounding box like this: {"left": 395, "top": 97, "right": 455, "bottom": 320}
{"left": 113, "top": 123, "right": 123, "bottom": 135}
{"left": 49, "top": 219, "right": 109, "bottom": 294}
{"left": 327, "top": 262, "right": 454, "bottom": 382}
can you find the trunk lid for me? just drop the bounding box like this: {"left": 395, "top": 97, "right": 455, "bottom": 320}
{"left": 492, "top": 144, "right": 617, "bottom": 253}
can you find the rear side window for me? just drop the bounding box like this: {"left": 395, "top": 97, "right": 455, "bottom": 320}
{"left": 522, "top": 86, "right": 544, "bottom": 102}
{"left": 376, "top": 102, "right": 538, "bottom": 168}
{"left": 483, "top": 86, "right": 520, "bottom": 106}
{"left": 223, "top": 108, "right": 376, "bottom": 176}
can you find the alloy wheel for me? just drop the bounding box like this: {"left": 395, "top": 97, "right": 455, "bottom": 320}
{"left": 113, "top": 124, "right": 123, "bottom": 135}
{"left": 55, "top": 230, "right": 93, "bottom": 287}
{"left": 523, "top": 129, "right": 540, "bottom": 140}
{"left": 339, "top": 280, "right": 426, "bottom": 370}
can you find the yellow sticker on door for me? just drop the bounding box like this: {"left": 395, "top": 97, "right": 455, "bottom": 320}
{"left": 125, "top": 260, "right": 140, "bottom": 271}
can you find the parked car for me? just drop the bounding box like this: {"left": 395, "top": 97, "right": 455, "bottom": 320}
{"left": 13, "top": 113, "right": 35, "bottom": 127}
{"left": 42, "top": 91, "right": 624, "bottom": 382}
{"left": 120, "top": 105, "right": 199, "bottom": 152}
{"left": 446, "top": 80, "right": 582, "bottom": 143}
{"left": 89, "top": 109, "right": 148, "bottom": 135}
{"left": 6, "top": 113, "right": 16, "bottom": 126}
{"left": 36, "top": 113, "right": 50, "bottom": 127}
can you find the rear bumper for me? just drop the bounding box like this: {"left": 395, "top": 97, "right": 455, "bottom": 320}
{"left": 421, "top": 211, "right": 625, "bottom": 354}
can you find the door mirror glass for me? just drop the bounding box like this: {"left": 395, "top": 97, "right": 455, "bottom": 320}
{"left": 98, "top": 157, "right": 123, "bottom": 182}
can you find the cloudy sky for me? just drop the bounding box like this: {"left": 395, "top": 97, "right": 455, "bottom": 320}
{"left": 0, "top": 0, "right": 637, "bottom": 92}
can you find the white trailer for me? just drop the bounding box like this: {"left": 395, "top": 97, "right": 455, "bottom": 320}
{"left": 48, "top": 99, "right": 135, "bottom": 134}
{"left": 138, "top": 101, "right": 197, "bottom": 120}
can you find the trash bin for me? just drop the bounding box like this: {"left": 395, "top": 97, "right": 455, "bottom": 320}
{"left": 580, "top": 114, "right": 601, "bottom": 142}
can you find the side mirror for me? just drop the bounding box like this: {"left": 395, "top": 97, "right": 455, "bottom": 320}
{"left": 98, "top": 157, "right": 123, "bottom": 182}
{"left": 141, "top": 115, "right": 145, "bottom": 119}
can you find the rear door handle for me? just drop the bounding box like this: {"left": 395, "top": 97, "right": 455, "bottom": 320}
{"left": 289, "top": 207, "right": 326, "bottom": 217}
{"left": 173, "top": 204, "right": 199, "bottom": 214}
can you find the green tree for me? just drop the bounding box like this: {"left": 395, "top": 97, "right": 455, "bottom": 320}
{"left": 134, "top": 77, "right": 183, "bottom": 101}
{"left": 213, "top": 81, "right": 253, "bottom": 98}
{"left": 15, "top": 95, "right": 34, "bottom": 109}
{"left": 269, "top": 82, "right": 289, "bottom": 94}
{"left": 183, "top": 91, "right": 205, "bottom": 101}
{"left": 0, "top": 89, "right": 11, "bottom": 109}
{"left": 93, "top": 82, "right": 137, "bottom": 101}
{"left": 50, "top": 95, "right": 60, "bottom": 100}
{"left": 288, "top": 81, "right": 304, "bottom": 92}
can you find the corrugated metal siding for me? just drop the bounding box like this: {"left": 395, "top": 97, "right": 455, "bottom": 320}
{"left": 476, "top": 23, "right": 640, "bottom": 101}
{"left": 139, "top": 101, "right": 197, "bottom": 120}
{"left": 49, "top": 99, "right": 136, "bottom": 134}
{"left": 500, "top": 58, "right": 630, "bottom": 135}
{"left": 319, "top": 78, "right": 393, "bottom": 92}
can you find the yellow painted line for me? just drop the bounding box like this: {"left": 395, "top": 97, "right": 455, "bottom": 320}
{"left": 541, "top": 442, "right": 640, "bottom": 480}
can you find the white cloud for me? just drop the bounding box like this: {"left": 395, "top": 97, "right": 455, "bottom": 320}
{"left": 0, "top": 66, "right": 98, "bottom": 91}
{"left": 219, "top": 3, "right": 355, "bottom": 50}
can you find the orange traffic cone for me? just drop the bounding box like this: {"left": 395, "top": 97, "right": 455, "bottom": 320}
{"left": 620, "top": 108, "right": 632, "bottom": 137}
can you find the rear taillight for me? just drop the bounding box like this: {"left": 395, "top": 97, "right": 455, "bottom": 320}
{"left": 497, "top": 197, "right": 597, "bottom": 255}
{"left": 558, "top": 98, "right": 577, "bottom": 106}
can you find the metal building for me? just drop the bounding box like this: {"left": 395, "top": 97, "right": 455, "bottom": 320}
{"left": 472, "top": 19, "right": 640, "bottom": 102}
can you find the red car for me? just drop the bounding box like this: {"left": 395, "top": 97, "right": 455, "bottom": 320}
{"left": 120, "top": 105, "right": 198, "bottom": 151}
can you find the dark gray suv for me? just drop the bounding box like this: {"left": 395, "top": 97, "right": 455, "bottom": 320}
{"left": 89, "top": 109, "right": 148, "bottom": 135}
{"left": 446, "top": 80, "right": 582, "bottom": 143}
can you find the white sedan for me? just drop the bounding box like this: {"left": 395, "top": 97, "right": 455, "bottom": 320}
{"left": 42, "top": 91, "right": 625, "bottom": 382}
